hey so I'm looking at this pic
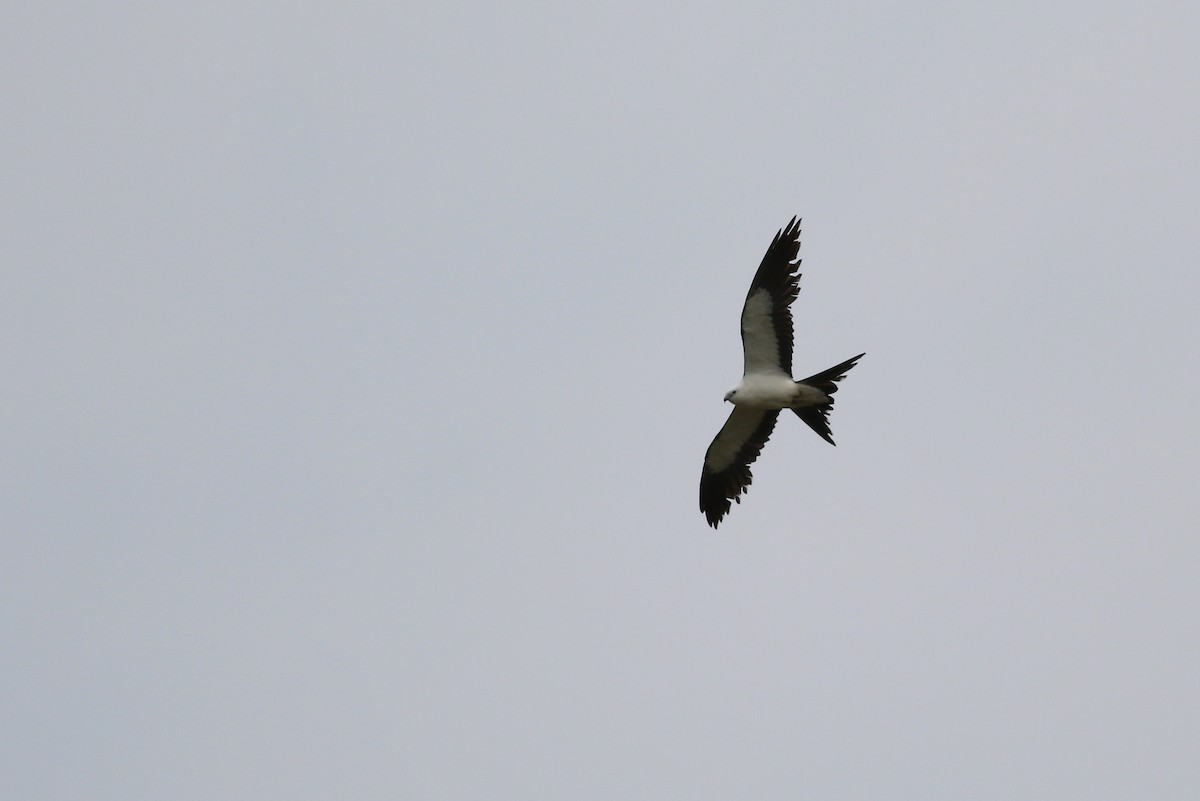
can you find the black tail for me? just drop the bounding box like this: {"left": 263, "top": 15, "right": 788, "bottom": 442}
{"left": 792, "top": 353, "right": 865, "bottom": 445}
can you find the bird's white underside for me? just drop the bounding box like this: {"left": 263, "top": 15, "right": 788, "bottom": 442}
{"left": 729, "top": 373, "right": 806, "bottom": 406}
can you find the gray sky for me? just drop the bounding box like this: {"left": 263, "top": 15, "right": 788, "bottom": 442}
{"left": 4, "top": 1, "right": 1199, "bottom": 799}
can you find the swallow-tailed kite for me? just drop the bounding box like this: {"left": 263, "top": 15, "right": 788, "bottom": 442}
{"left": 699, "top": 218, "right": 864, "bottom": 528}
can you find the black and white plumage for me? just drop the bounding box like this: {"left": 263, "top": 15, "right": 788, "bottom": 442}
{"left": 699, "top": 217, "right": 864, "bottom": 528}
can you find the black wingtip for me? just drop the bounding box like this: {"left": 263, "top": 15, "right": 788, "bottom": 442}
{"left": 770, "top": 216, "right": 802, "bottom": 246}
{"left": 781, "top": 216, "right": 801, "bottom": 240}
{"left": 699, "top": 467, "right": 748, "bottom": 529}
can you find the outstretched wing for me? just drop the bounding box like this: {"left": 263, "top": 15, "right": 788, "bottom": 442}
{"left": 699, "top": 406, "right": 781, "bottom": 528}
{"left": 740, "top": 217, "right": 802, "bottom": 377}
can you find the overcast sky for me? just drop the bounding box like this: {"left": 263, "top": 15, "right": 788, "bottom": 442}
{"left": 4, "top": 2, "right": 1199, "bottom": 799}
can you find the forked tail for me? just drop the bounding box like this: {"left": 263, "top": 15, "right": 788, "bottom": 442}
{"left": 793, "top": 353, "right": 865, "bottom": 445}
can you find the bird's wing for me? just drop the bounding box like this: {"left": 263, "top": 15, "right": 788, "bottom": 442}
{"left": 740, "top": 217, "right": 802, "bottom": 377}
{"left": 699, "top": 406, "right": 781, "bottom": 528}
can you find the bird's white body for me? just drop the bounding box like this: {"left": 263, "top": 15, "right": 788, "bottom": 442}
{"left": 725, "top": 373, "right": 829, "bottom": 409}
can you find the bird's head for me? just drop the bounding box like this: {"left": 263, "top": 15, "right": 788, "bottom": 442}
{"left": 723, "top": 389, "right": 736, "bottom": 404}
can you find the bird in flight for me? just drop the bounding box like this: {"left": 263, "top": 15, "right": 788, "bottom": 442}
{"left": 699, "top": 217, "right": 864, "bottom": 528}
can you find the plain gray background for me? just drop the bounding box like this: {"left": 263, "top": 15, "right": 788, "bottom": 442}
{"left": 4, "top": 1, "right": 1198, "bottom": 799}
